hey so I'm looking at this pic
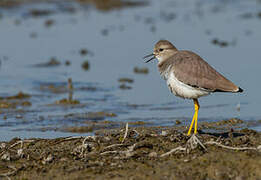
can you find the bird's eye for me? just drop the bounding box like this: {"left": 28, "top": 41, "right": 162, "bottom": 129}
{"left": 159, "top": 48, "right": 164, "bottom": 52}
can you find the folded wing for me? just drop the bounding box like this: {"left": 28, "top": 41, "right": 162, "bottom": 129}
{"left": 169, "top": 51, "right": 241, "bottom": 92}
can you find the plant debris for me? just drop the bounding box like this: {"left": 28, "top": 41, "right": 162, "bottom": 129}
{"left": 118, "top": 78, "right": 134, "bottom": 83}
{"left": 133, "top": 66, "right": 149, "bottom": 74}
{"left": 81, "top": 60, "right": 90, "bottom": 71}
{"left": 0, "top": 127, "right": 260, "bottom": 179}
{"left": 33, "top": 57, "right": 61, "bottom": 67}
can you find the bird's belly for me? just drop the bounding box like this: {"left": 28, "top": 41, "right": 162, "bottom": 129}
{"left": 167, "top": 73, "right": 210, "bottom": 99}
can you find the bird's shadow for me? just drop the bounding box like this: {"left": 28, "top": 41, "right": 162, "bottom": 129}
{"left": 198, "top": 130, "right": 245, "bottom": 138}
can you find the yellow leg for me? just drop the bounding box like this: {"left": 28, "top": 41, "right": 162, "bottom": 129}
{"left": 194, "top": 108, "right": 198, "bottom": 134}
{"left": 187, "top": 99, "right": 200, "bottom": 136}
{"left": 194, "top": 99, "right": 200, "bottom": 134}
{"left": 187, "top": 112, "right": 196, "bottom": 136}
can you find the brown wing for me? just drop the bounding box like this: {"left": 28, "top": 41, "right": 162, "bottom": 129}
{"left": 170, "top": 50, "right": 240, "bottom": 92}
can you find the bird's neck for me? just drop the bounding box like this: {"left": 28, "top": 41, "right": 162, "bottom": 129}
{"left": 157, "top": 51, "right": 178, "bottom": 66}
{"left": 157, "top": 53, "right": 177, "bottom": 80}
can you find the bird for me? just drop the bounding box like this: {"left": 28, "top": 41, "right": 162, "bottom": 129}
{"left": 144, "top": 40, "right": 243, "bottom": 136}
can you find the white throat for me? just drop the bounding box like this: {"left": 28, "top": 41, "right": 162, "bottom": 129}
{"left": 156, "top": 55, "right": 164, "bottom": 62}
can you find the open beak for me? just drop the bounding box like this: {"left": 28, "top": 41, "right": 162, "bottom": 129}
{"left": 143, "top": 53, "right": 155, "bottom": 63}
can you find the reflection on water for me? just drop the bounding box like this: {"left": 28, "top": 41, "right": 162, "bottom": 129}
{"left": 0, "top": 0, "right": 261, "bottom": 140}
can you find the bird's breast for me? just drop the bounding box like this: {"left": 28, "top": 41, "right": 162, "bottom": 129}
{"left": 166, "top": 73, "right": 210, "bottom": 99}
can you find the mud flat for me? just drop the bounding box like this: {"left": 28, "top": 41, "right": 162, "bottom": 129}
{"left": 0, "top": 126, "right": 260, "bottom": 180}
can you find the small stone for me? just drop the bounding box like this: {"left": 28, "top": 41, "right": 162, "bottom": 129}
{"left": 125, "top": 151, "right": 134, "bottom": 158}
{"left": 148, "top": 152, "right": 157, "bottom": 158}
{"left": 17, "top": 149, "right": 24, "bottom": 157}
{"left": 257, "top": 145, "right": 261, "bottom": 152}
{"left": 0, "top": 143, "right": 6, "bottom": 149}
{"left": 46, "top": 154, "right": 53, "bottom": 161}
{"left": 42, "top": 154, "right": 53, "bottom": 164}
{"left": 1, "top": 152, "right": 11, "bottom": 161}
{"left": 104, "top": 137, "right": 111, "bottom": 141}
{"left": 225, "top": 141, "right": 230, "bottom": 145}
{"left": 161, "top": 131, "right": 167, "bottom": 136}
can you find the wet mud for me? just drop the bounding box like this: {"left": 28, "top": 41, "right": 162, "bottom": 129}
{"left": 0, "top": 0, "right": 147, "bottom": 11}
{"left": 0, "top": 126, "right": 260, "bottom": 180}
{"left": 0, "top": 92, "right": 31, "bottom": 109}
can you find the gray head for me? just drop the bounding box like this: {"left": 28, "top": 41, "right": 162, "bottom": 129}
{"left": 144, "top": 40, "right": 178, "bottom": 63}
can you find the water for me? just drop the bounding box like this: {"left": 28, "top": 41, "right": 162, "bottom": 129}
{"left": 0, "top": 0, "right": 261, "bottom": 141}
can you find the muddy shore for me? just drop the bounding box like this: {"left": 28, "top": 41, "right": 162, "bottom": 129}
{"left": 1, "top": 126, "right": 260, "bottom": 180}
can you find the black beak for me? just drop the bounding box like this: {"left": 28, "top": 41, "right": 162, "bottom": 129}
{"left": 143, "top": 53, "right": 155, "bottom": 63}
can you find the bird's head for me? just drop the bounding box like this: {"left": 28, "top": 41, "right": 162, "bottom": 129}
{"left": 144, "top": 40, "right": 178, "bottom": 63}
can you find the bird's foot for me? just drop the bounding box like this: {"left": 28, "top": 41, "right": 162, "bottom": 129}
{"left": 186, "top": 134, "right": 207, "bottom": 153}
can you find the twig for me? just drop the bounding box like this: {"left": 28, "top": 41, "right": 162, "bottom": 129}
{"left": 80, "top": 137, "right": 90, "bottom": 156}
{"left": 54, "top": 136, "right": 96, "bottom": 145}
{"left": 204, "top": 141, "right": 257, "bottom": 151}
{"left": 104, "top": 144, "right": 125, "bottom": 150}
{"left": 101, "top": 143, "right": 137, "bottom": 156}
{"left": 160, "top": 146, "right": 186, "bottom": 157}
{"left": 100, "top": 150, "right": 119, "bottom": 155}
{"left": 132, "top": 129, "right": 140, "bottom": 137}
{"left": 10, "top": 140, "right": 34, "bottom": 149}
{"left": 193, "top": 135, "right": 207, "bottom": 151}
{"left": 127, "top": 143, "right": 137, "bottom": 152}
{"left": 64, "top": 135, "right": 96, "bottom": 141}
{"left": 65, "top": 136, "right": 84, "bottom": 141}
{"left": 0, "top": 140, "right": 34, "bottom": 157}
{"left": 82, "top": 137, "right": 89, "bottom": 145}
{"left": 121, "top": 122, "right": 129, "bottom": 143}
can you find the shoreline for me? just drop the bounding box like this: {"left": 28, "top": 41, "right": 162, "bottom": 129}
{"left": 1, "top": 126, "right": 260, "bottom": 179}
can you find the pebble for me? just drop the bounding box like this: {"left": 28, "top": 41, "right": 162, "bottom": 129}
{"left": 148, "top": 152, "right": 157, "bottom": 158}
{"left": 42, "top": 154, "right": 53, "bottom": 164}
{"left": 0, "top": 143, "right": 6, "bottom": 149}
{"left": 1, "top": 152, "right": 11, "bottom": 161}
{"left": 257, "top": 145, "right": 261, "bottom": 152}
{"left": 104, "top": 137, "right": 111, "bottom": 141}
{"left": 161, "top": 131, "right": 168, "bottom": 136}
{"left": 17, "top": 148, "right": 24, "bottom": 157}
